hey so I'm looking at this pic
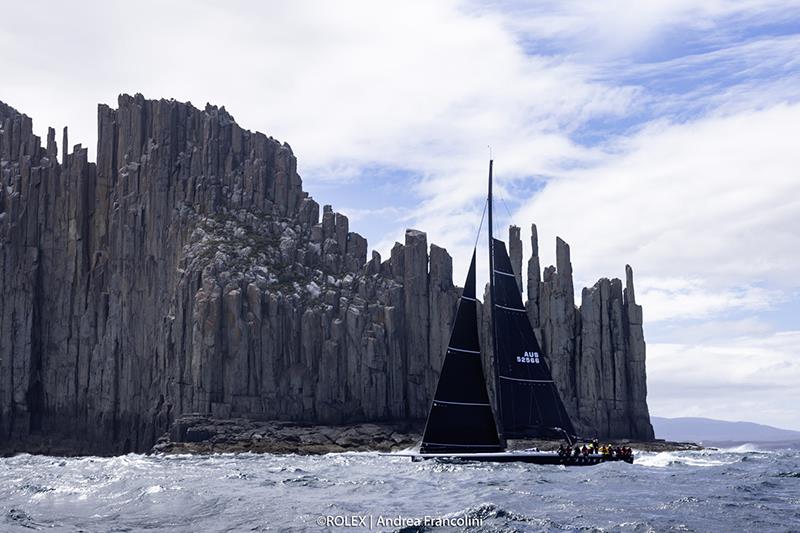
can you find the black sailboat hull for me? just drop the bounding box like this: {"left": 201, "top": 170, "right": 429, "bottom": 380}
{"left": 398, "top": 451, "right": 634, "bottom": 465}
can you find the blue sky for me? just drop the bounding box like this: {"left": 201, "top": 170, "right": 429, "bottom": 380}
{"left": 2, "top": 0, "right": 799, "bottom": 430}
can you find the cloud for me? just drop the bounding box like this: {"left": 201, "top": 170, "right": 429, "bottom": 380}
{"left": 648, "top": 316, "right": 777, "bottom": 345}
{"left": 513, "top": 102, "right": 800, "bottom": 293}
{"left": 607, "top": 34, "right": 800, "bottom": 126}
{"left": 648, "top": 331, "right": 800, "bottom": 430}
{"left": 333, "top": 206, "right": 407, "bottom": 225}
{"left": 490, "top": 0, "right": 800, "bottom": 59}
{"left": 636, "top": 277, "right": 781, "bottom": 322}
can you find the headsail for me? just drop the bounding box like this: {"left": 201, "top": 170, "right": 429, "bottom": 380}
{"left": 491, "top": 238, "right": 576, "bottom": 439}
{"left": 420, "top": 250, "right": 503, "bottom": 454}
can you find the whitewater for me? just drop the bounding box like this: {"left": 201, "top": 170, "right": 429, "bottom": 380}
{"left": 1, "top": 445, "right": 798, "bottom": 532}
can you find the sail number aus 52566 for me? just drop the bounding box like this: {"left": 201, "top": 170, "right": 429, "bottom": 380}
{"left": 516, "top": 351, "right": 540, "bottom": 364}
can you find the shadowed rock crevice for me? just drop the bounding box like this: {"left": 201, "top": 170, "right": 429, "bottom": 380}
{"left": 0, "top": 95, "right": 652, "bottom": 454}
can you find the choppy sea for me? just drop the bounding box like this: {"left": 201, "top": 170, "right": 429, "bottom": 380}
{"left": 1, "top": 444, "right": 799, "bottom": 532}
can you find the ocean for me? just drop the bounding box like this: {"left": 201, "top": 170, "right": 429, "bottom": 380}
{"left": 1, "top": 445, "right": 799, "bottom": 532}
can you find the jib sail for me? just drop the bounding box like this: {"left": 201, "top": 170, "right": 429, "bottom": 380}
{"left": 419, "top": 250, "right": 503, "bottom": 454}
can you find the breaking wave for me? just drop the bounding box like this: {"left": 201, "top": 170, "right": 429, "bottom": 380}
{"left": 635, "top": 450, "right": 740, "bottom": 468}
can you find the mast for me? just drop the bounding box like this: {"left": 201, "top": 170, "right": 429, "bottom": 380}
{"left": 487, "top": 159, "right": 505, "bottom": 442}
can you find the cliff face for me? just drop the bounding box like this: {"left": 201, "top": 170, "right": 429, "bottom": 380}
{"left": 0, "top": 95, "right": 652, "bottom": 454}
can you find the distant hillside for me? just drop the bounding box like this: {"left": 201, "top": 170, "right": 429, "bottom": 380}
{"left": 652, "top": 416, "right": 800, "bottom": 443}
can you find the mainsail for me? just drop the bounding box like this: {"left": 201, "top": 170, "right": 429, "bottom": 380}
{"left": 490, "top": 238, "right": 576, "bottom": 439}
{"left": 419, "top": 250, "right": 503, "bottom": 453}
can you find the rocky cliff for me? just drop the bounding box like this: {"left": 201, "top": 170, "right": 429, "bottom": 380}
{"left": 513, "top": 227, "right": 653, "bottom": 439}
{"left": 0, "top": 95, "right": 652, "bottom": 454}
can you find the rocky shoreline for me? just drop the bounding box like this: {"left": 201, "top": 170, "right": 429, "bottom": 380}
{"left": 148, "top": 415, "right": 700, "bottom": 456}
{"left": 149, "top": 415, "right": 421, "bottom": 455}
{"left": 0, "top": 414, "right": 700, "bottom": 457}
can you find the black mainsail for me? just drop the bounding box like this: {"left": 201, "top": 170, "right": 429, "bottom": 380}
{"left": 487, "top": 159, "right": 575, "bottom": 440}
{"left": 490, "top": 238, "right": 576, "bottom": 439}
{"left": 419, "top": 250, "right": 503, "bottom": 454}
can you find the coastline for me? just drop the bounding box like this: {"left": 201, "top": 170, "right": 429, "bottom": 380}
{"left": 1, "top": 415, "right": 702, "bottom": 457}
{"left": 149, "top": 415, "right": 422, "bottom": 455}
{"left": 149, "top": 415, "right": 700, "bottom": 455}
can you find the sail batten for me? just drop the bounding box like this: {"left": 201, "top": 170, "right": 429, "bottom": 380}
{"left": 495, "top": 304, "right": 526, "bottom": 312}
{"left": 433, "top": 400, "right": 492, "bottom": 406}
{"left": 499, "top": 376, "right": 555, "bottom": 383}
{"left": 419, "top": 250, "right": 503, "bottom": 454}
{"left": 447, "top": 346, "right": 481, "bottom": 354}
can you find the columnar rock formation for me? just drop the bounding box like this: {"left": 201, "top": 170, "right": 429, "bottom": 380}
{"left": 0, "top": 95, "right": 652, "bottom": 454}
{"left": 510, "top": 225, "right": 654, "bottom": 439}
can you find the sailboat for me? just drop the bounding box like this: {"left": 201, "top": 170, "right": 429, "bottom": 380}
{"left": 396, "top": 160, "right": 633, "bottom": 465}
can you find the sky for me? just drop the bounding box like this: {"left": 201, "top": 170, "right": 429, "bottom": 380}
{"left": 2, "top": 0, "right": 799, "bottom": 430}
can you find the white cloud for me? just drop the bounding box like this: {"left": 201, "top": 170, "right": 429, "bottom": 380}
{"left": 648, "top": 331, "right": 800, "bottom": 430}
{"left": 334, "top": 206, "right": 407, "bottom": 225}
{"left": 492, "top": 0, "right": 800, "bottom": 58}
{"left": 649, "top": 316, "right": 776, "bottom": 345}
{"left": 636, "top": 277, "right": 780, "bottom": 322}
{"left": 513, "top": 102, "right": 800, "bottom": 294}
